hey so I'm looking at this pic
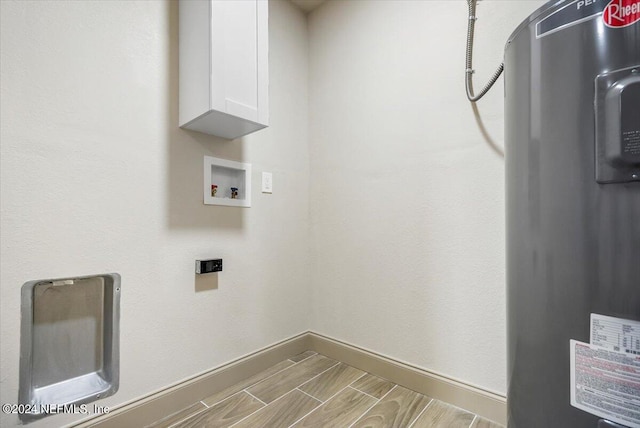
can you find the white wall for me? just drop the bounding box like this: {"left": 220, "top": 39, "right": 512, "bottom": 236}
{"left": 0, "top": 1, "right": 309, "bottom": 426}
{"left": 307, "top": 0, "right": 545, "bottom": 395}
{"left": 1, "top": 0, "right": 550, "bottom": 425}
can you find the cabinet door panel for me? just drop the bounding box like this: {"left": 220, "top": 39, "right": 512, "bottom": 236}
{"left": 210, "top": 0, "right": 258, "bottom": 122}
{"left": 179, "top": 0, "right": 268, "bottom": 138}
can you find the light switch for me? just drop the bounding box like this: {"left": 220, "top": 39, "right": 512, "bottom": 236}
{"left": 262, "top": 172, "right": 273, "bottom": 193}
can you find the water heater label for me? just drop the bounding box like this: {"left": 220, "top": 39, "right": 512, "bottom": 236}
{"left": 537, "top": 0, "right": 609, "bottom": 38}
{"left": 591, "top": 314, "right": 640, "bottom": 354}
{"left": 570, "top": 340, "right": 640, "bottom": 428}
{"left": 624, "top": 130, "right": 640, "bottom": 160}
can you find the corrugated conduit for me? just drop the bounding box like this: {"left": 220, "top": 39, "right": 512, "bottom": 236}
{"left": 465, "top": 0, "right": 504, "bottom": 102}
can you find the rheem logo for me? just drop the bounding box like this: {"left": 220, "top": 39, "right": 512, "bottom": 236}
{"left": 603, "top": 0, "right": 640, "bottom": 27}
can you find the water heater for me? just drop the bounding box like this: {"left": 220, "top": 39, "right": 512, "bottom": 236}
{"left": 505, "top": 0, "right": 640, "bottom": 427}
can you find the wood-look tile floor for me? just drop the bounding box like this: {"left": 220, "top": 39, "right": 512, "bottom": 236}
{"left": 146, "top": 352, "right": 504, "bottom": 428}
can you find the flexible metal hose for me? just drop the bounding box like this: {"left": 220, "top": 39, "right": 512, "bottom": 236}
{"left": 465, "top": 0, "right": 504, "bottom": 102}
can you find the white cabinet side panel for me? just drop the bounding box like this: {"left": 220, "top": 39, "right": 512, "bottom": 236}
{"left": 179, "top": 0, "right": 211, "bottom": 126}
{"left": 211, "top": 0, "right": 259, "bottom": 122}
{"left": 257, "top": 0, "right": 269, "bottom": 125}
{"left": 209, "top": 0, "right": 226, "bottom": 113}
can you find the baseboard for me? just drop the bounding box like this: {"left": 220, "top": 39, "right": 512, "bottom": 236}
{"left": 308, "top": 332, "right": 507, "bottom": 425}
{"left": 70, "top": 332, "right": 311, "bottom": 428}
{"left": 71, "top": 331, "right": 506, "bottom": 427}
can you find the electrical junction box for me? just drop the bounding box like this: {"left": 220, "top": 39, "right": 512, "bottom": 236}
{"left": 196, "top": 259, "right": 223, "bottom": 274}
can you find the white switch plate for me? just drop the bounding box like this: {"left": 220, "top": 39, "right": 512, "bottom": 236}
{"left": 261, "top": 172, "right": 273, "bottom": 193}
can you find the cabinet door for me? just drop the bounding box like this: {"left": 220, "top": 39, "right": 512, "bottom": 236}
{"left": 179, "top": 0, "right": 268, "bottom": 138}
{"left": 210, "top": 0, "right": 262, "bottom": 123}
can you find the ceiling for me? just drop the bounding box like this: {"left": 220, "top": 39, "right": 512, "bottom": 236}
{"left": 290, "top": 0, "right": 326, "bottom": 13}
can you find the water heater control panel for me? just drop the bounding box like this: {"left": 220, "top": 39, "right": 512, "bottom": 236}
{"left": 595, "top": 65, "right": 640, "bottom": 184}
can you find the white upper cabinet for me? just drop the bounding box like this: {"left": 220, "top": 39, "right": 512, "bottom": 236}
{"left": 179, "top": 0, "right": 269, "bottom": 139}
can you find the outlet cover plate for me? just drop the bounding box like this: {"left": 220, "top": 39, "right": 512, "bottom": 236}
{"left": 262, "top": 172, "right": 273, "bottom": 193}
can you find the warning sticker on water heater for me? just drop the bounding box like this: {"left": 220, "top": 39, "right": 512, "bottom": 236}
{"left": 570, "top": 340, "right": 640, "bottom": 428}
{"left": 591, "top": 314, "right": 640, "bottom": 354}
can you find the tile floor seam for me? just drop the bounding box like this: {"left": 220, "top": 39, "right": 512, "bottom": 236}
{"left": 347, "top": 385, "right": 378, "bottom": 401}
{"left": 227, "top": 388, "right": 303, "bottom": 428}
{"left": 284, "top": 397, "right": 323, "bottom": 428}
{"left": 247, "top": 358, "right": 339, "bottom": 405}
{"left": 152, "top": 353, "right": 334, "bottom": 426}
{"left": 315, "top": 383, "right": 354, "bottom": 406}
{"left": 166, "top": 405, "right": 209, "bottom": 428}
{"left": 295, "top": 387, "right": 323, "bottom": 404}
{"left": 231, "top": 356, "right": 330, "bottom": 409}
{"left": 245, "top": 361, "right": 302, "bottom": 392}
{"left": 348, "top": 372, "right": 367, "bottom": 387}
{"left": 345, "top": 384, "right": 398, "bottom": 428}
{"left": 296, "top": 364, "right": 366, "bottom": 403}
{"left": 469, "top": 414, "right": 478, "bottom": 428}
{"left": 226, "top": 401, "right": 268, "bottom": 428}
{"left": 295, "top": 360, "right": 341, "bottom": 391}
{"left": 217, "top": 357, "right": 305, "bottom": 406}
{"left": 286, "top": 381, "right": 379, "bottom": 428}
{"left": 173, "top": 392, "right": 253, "bottom": 427}
{"left": 292, "top": 352, "right": 315, "bottom": 363}
{"left": 204, "top": 389, "right": 247, "bottom": 409}
{"left": 285, "top": 385, "right": 355, "bottom": 428}
{"left": 208, "top": 390, "right": 268, "bottom": 428}
{"left": 406, "top": 397, "right": 435, "bottom": 428}
{"left": 148, "top": 355, "right": 503, "bottom": 428}
{"left": 289, "top": 352, "right": 317, "bottom": 364}
{"left": 244, "top": 389, "right": 268, "bottom": 406}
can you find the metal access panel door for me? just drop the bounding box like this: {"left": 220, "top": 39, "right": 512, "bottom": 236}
{"left": 505, "top": 0, "right": 640, "bottom": 427}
